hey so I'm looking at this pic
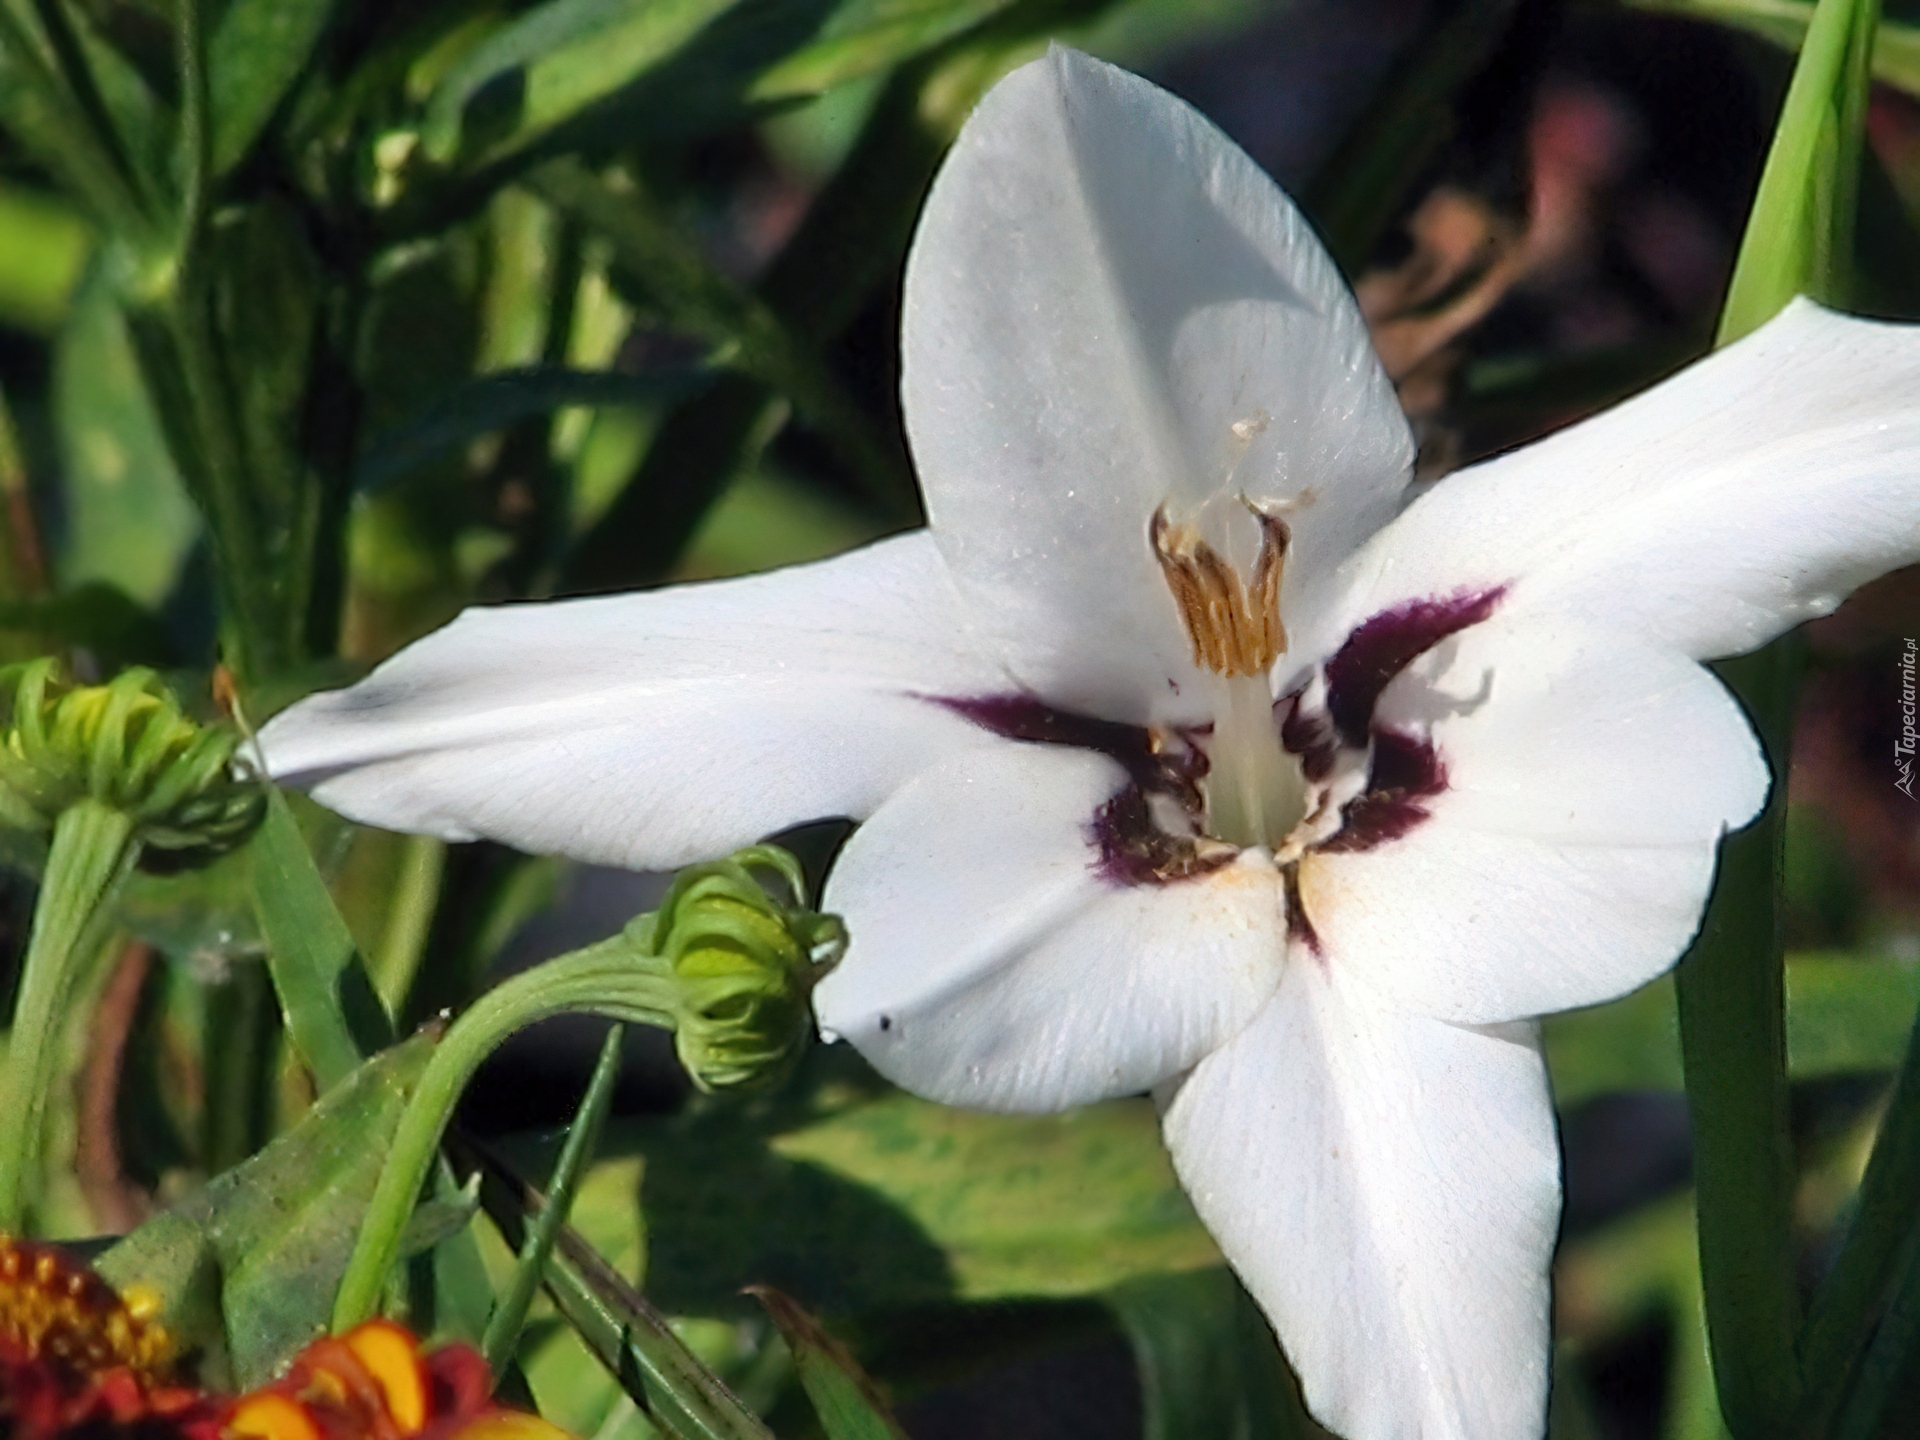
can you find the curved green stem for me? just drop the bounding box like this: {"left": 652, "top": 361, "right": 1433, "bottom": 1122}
{"left": 332, "top": 942, "right": 679, "bottom": 1330}
{"left": 0, "top": 799, "right": 138, "bottom": 1230}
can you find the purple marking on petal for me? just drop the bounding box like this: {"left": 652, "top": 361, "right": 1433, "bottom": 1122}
{"left": 1319, "top": 729, "right": 1448, "bottom": 854}
{"left": 931, "top": 693, "right": 1207, "bottom": 798}
{"left": 1324, "top": 586, "right": 1506, "bottom": 745}
{"left": 1278, "top": 691, "right": 1338, "bottom": 782}
{"left": 1368, "top": 727, "right": 1446, "bottom": 798}
{"left": 1089, "top": 786, "right": 1235, "bottom": 887}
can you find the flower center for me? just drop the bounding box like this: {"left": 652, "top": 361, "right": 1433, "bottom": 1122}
{"left": 1204, "top": 674, "right": 1308, "bottom": 850}
{"left": 1149, "top": 501, "right": 1308, "bottom": 851}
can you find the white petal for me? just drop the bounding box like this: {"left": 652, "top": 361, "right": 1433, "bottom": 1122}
{"left": 1161, "top": 963, "right": 1558, "bottom": 1440}
{"left": 903, "top": 46, "right": 1413, "bottom": 723}
{"left": 1301, "top": 618, "right": 1768, "bottom": 1023}
{"left": 814, "top": 742, "right": 1287, "bottom": 1112}
{"left": 1309, "top": 299, "right": 1920, "bottom": 667}
{"left": 259, "top": 533, "right": 1011, "bottom": 869}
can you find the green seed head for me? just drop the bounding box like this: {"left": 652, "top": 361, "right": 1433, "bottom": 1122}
{"left": 648, "top": 847, "right": 846, "bottom": 1094}
{"left": 0, "top": 660, "right": 264, "bottom": 864}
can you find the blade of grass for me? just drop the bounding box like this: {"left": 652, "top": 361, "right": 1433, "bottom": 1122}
{"left": 463, "top": 1138, "right": 776, "bottom": 1440}
{"left": 481, "top": 1022, "right": 624, "bottom": 1376}
{"left": 245, "top": 784, "right": 392, "bottom": 1091}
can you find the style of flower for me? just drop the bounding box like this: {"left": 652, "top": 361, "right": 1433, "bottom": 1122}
{"left": 259, "top": 47, "right": 1920, "bottom": 1440}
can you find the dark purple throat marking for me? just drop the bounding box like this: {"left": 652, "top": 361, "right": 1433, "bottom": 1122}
{"left": 1324, "top": 587, "right": 1505, "bottom": 746}
{"left": 1319, "top": 728, "right": 1447, "bottom": 853}
{"left": 932, "top": 694, "right": 1227, "bottom": 886}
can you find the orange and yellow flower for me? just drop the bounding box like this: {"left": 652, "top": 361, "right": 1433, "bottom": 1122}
{"left": 0, "top": 1238, "right": 572, "bottom": 1440}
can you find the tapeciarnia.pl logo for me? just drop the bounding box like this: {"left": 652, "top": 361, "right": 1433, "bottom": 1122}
{"left": 1899, "top": 639, "right": 1918, "bottom": 800}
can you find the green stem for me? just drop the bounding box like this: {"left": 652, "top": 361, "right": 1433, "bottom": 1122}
{"left": 332, "top": 942, "right": 679, "bottom": 1330}
{"left": 1674, "top": 643, "right": 1804, "bottom": 1440}
{"left": 0, "top": 799, "right": 138, "bottom": 1230}
{"left": 174, "top": 0, "right": 211, "bottom": 264}
{"left": 481, "top": 1022, "right": 623, "bottom": 1376}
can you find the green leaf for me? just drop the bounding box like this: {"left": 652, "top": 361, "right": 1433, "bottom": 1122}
{"left": 1627, "top": 0, "right": 1920, "bottom": 100}
{"left": 246, "top": 784, "right": 392, "bottom": 1090}
{"left": 589, "top": 1077, "right": 1219, "bottom": 1318}
{"left": 469, "top": 1143, "right": 776, "bottom": 1440}
{"left": 1716, "top": 0, "right": 1881, "bottom": 340}
{"left": 750, "top": 1286, "right": 910, "bottom": 1440}
{"left": 52, "top": 268, "right": 199, "bottom": 608}
{"left": 0, "top": 582, "right": 176, "bottom": 669}
{"left": 419, "top": 0, "right": 1025, "bottom": 173}
{"left": 1545, "top": 954, "right": 1920, "bottom": 1108}
{"left": 95, "top": 1033, "right": 437, "bottom": 1388}
{"left": 422, "top": 0, "right": 735, "bottom": 164}
{"left": 207, "top": 0, "right": 338, "bottom": 173}
{"left": 747, "top": 0, "right": 1017, "bottom": 100}
{"left": 528, "top": 160, "right": 911, "bottom": 516}
{"left": 1106, "top": 1268, "right": 1329, "bottom": 1440}
{"left": 0, "top": 181, "right": 91, "bottom": 333}
{"left": 354, "top": 365, "right": 707, "bottom": 494}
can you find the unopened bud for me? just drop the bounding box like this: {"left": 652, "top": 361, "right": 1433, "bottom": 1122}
{"left": 0, "top": 660, "right": 263, "bottom": 864}
{"left": 647, "top": 846, "right": 845, "bottom": 1093}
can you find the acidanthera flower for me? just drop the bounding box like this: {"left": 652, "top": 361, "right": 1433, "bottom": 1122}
{"left": 260, "top": 46, "right": 1920, "bottom": 1440}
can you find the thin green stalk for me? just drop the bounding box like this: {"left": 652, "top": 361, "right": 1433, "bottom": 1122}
{"left": 481, "top": 1022, "right": 623, "bottom": 1376}
{"left": 332, "top": 942, "right": 678, "bottom": 1329}
{"left": 174, "top": 0, "right": 211, "bottom": 264}
{"left": 0, "top": 798, "right": 137, "bottom": 1229}
{"left": 1675, "top": 644, "right": 1805, "bottom": 1440}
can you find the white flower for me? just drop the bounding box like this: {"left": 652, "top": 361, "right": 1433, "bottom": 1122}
{"left": 261, "top": 47, "right": 1920, "bottom": 1440}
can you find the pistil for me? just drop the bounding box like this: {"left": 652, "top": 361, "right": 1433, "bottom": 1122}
{"left": 1205, "top": 675, "right": 1307, "bottom": 851}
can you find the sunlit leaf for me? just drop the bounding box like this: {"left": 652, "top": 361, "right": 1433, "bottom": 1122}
{"left": 52, "top": 270, "right": 199, "bottom": 608}
{"left": 0, "top": 181, "right": 91, "bottom": 333}
{"left": 95, "top": 1033, "right": 436, "bottom": 1388}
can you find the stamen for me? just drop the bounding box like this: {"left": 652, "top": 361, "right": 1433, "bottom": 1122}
{"left": 1150, "top": 504, "right": 1290, "bottom": 677}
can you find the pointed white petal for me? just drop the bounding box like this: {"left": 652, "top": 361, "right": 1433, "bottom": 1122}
{"left": 1301, "top": 618, "right": 1768, "bottom": 1023}
{"left": 1309, "top": 299, "right": 1920, "bottom": 667}
{"left": 904, "top": 46, "right": 1413, "bottom": 723}
{"left": 814, "top": 742, "right": 1287, "bottom": 1111}
{"left": 259, "top": 534, "right": 1011, "bottom": 869}
{"left": 1161, "top": 962, "right": 1558, "bottom": 1440}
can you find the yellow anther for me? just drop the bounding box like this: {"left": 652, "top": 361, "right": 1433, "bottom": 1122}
{"left": 1150, "top": 502, "right": 1290, "bottom": 677}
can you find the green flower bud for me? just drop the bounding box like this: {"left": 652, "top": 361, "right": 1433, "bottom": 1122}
{"left": 647, "top": 846, "right": 846, "bottom": 1093}
{"left": 0, "top": 660, "right": 263, "bottom": 865}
